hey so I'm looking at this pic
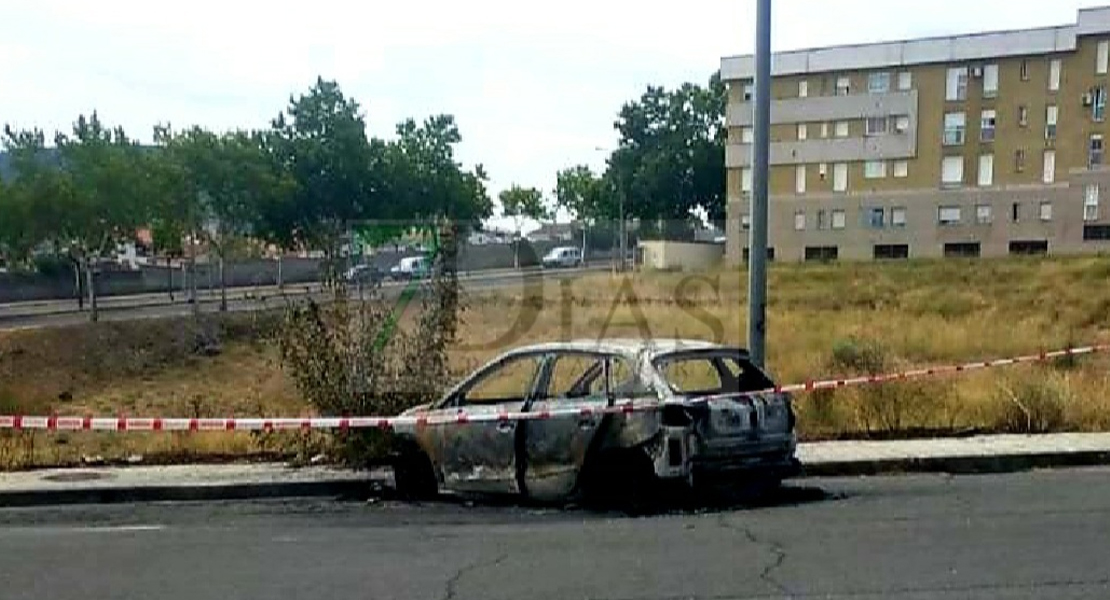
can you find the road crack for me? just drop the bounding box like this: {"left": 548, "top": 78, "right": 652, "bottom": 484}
{"left": 716, "top": 515, "right": 791, "bottom": 597}
{"left": 442, "top": 552, "right": 509, "bottom": 600}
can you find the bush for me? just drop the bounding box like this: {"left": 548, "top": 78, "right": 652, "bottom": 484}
{"left": 277, "top": 225, "right": 462, "bottom": 468}
{"left": 996, "top": 374, "right": 1069, "bottom": 434}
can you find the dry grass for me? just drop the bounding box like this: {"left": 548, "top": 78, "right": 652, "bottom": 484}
{"left": 3, "top": 255, "right": 1110, "bottom": 468}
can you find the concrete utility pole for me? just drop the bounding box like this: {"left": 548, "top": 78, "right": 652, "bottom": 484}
{"left": 747, "top": 0, "right": 772, "bottom": 369}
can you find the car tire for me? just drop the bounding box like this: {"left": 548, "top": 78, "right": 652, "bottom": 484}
{"left": 392, "top": 449, "right": 438, "bottom": 500}
{"left": 579, "top": 447, "right": 658, "bottom": 510}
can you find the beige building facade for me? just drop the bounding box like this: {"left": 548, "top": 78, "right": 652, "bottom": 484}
{"left": 722, "top": 7, "right": 1110, "bottom": 263}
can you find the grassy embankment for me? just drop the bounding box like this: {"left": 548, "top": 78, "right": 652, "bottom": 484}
{"left": 2, "top": 255, "right": 1109, "bottom": 469}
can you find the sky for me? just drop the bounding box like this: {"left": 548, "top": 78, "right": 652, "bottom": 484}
{"left": 1, "top": 0, "right": 1106, "bottom": 229}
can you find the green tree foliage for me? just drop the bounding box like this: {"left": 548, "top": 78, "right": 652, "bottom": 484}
{"left": 555, "top": 165, "right": 615, "bottom": 221}
{"left": 606, "top": 72, "right": 727, "bottom": 228}
{"left": 263, "top": 77, "right": 383, "bottom": 255}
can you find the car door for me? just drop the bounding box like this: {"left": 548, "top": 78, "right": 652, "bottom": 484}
{"left": 520, "top": 352, "right": 618, "bottom": 501}
{"left": 432, "top": 352, "right": 544, "bottom": 495}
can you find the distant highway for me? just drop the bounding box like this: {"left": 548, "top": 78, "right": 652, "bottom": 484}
{"left": 0, "top": 266, "right": 605, "bottom": 331}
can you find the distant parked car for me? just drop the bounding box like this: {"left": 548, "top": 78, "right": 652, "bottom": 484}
{"left": 389, "top": 338, "right": 799, "bottom": 502}
{"left": 390, "top": 256, "right": 431, "bottom": 281}
{"left": 343, "top": 264, "right": 384, "bottom": 287}
{"left": 542, "top": 246, "right": 583, "bottom": 269}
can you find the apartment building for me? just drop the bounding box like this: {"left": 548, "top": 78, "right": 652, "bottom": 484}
{"left": 721, "top": 7, "right": 1110, "bottom": 263}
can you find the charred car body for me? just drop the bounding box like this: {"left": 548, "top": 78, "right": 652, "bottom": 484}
{"left": 390, "top": 339, "right": 799, "bottom": 502}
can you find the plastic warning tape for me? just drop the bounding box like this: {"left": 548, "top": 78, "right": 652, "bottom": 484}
{"left": 1, "top": 343, "right": 1107, "bottom": 432}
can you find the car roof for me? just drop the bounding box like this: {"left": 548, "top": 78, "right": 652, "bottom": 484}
{"left": 504, "top": 338, "right": 744, "bottom": 359}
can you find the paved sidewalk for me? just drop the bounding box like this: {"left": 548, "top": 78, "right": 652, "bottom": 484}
{"left": 3, "top": 433, "right": 1109, "bottom": 507}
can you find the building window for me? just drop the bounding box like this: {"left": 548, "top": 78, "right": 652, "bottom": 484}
{"left": 1019, "top": 106, "right": 1029, "bottom": 127}
{"left": 1086, "top": 184, "right": 1101, "bottom": 221}
{"left": 836, "top": 76, "right": 851, "bottom": 96}
{"left": 820, "top": 122, "right": 830, "bottom": 138}
{"left": 818, "top": 162, "right": 828, "bottom": 180}
{"left": 797, "top": 123, "right": 808, "bottom": 140}
{"left": 946, "top": 67, "right": 969, "bottom": 101}
{"left": 795, "top": 165, "right": 807, "bottom": 194}
{"left": 978, "top": 154, "right": 994, "bottom": 187}
{"left": 980, "top": 110, "right": 996, "bottom": 142}
{"left": 864, "top": 160, "right": 887, "bottom": 179}
{"left": 741, "top": 214, "right": 751, "bottom": 231}
{"left": 1043, "top": 150, "right": 1056, "bottom": 184}
{"left": 891, "top": 207, "right": 907, "bottom": 227}
{"left": 943, "top": 112, "right": 966, "bottom": 145}
{"left": 835, "top": 121, "right": 850, "bottom": 138}
{"left": 1099, "top": 41, "right": 1109, "bottom": 75}
{"left": 804, "top": 246, "right": 839, "bottom": 262}
{"left": 893, "top": 160, "right": 909, "bottom": 178}
{"left": 867, "top": 207, "right": 885, "bottom": 228}
{"left": 894, "top": 116, "right": 910, "bottom": 134}
{"left": 1094, "top": 87, "right": 1107, "bottom": 122}
{"left": 794, "top": 210, "right": 806, "bottom": 231}
{"left": 1010, "top": 240, "right": 1049, "bottom": 256}
{"left": 1084, "top": 225, "right": 1110, "bottom": 240}
{"left": 1015, "top": 149, "right": 1027, "bottom": 173}
{"left": 938, "top": 206, "right": 962, "bottom": 226}
{"left": 798, "top": 80, "right": 809, "bottom": 98}
{"left": 1039, "top": 201, "right": 1053, "bottom": 222}
{"left": 874, "top": 244, "right": 909, "bottom": 260}
{"left": 1020, "top": 59, "right": 1030, "bottom": 81}
{"left": 816, "top": 209, "right": 828, "bottom": 230}
{"left": 898, "top": 72, "right": 912, "bottom": 91}
{"left": 865, "top": 117, "right": 889, "bottom": 136}
{"left": 743, "top": 84, "right": 754, "bottom": 101}
{"left": 1049, "top": 59, "right": 1062, "bottom": 92}
{"left": 976, "top": 204, "right": 993, "bottom": 225}
{"left": 941, "top": 156, "right": 964, "bottom": 186}
{"left": 832, "top": 209, "right": 847, "bottom": 230}
{"left": 1012, "top": 202, "right": 1021, "bottom": 223}
{"left": 741, "top": 168, "right": 753, "bottom": 194}
{"left": 983, "top": 64, "right": 999, "bottom": 98}
{"left": 741, "top": 127, "right": 754, "bottom": 144}
{"left": 833, "top": 163, "right": 849, "bottom": 192}
{"left": 1090, "top": 134, "right": 1104, "bottom": 168}
{"left": 945, "top": 243, "right": 981, "bottom": 258}
{"left": 1046, "top": 105, "right": 1058, "bottom": 139}
{"left": 868, "top": 72, "right": 891, "bottom": 94}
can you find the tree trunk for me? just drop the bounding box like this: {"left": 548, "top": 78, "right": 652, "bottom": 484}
{"left": 167, "top": 256, "right": 174, "bottom": 302}
{"left": 189, "top": 244, "right": 200, "bottom": 320}
{"left": 219, "top": 254, "right": 227, "bottom": 312}
{"left": 85, "top": 258, "right": 98, "bottom": 323}
{"left": 73, "top": 262, "right": 84, "bottom": 311}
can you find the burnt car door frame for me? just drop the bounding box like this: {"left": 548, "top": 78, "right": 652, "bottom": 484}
{"left": 431, "top": 350, "right": 547, "bottom": 495}
{"left": 516, "top": 350, "right": 624, "bottom": 501}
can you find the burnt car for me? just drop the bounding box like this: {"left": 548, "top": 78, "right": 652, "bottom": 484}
{"left": 390, "top": 339, "right": 799, "bottom": 502}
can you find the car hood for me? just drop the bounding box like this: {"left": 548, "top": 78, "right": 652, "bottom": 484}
{"left": 399, "top": 402, "right": 434, "bottom": 416}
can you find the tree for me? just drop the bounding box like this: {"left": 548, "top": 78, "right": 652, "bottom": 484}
{"left": 379, "top": 115, "right": 493, "bottom": 235}
{"left": 152, "top": 126, "right": 292, "bottom": 311}
{"left": 48, "top": 112, "right": 154, "bottom": 321}
{"left": 499, "top": 185, "right": 548, "bottom": 268}
{"left": 263, "top": 78, "right": 383, "bottom": 272}
{"left": 606, "top": 72, "right": 727, "bottom": 234}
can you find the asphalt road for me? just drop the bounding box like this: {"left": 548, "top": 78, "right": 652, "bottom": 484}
{"left": 1, "top": 469, "right": 1108, "bottom": 599}
{"left": 0, "top": 267, "right": 594, "bottom": 331}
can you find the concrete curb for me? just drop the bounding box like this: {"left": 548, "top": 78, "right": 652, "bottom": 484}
{"left": 801, "top": 450, "right": 1110, "bottom": 478}
{"left": 0, "top": 479, "right": 376, "bottom": 508}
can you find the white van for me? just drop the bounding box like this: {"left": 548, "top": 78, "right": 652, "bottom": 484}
{"left": 542, "top": 246, "right": 583, "bottom": 269}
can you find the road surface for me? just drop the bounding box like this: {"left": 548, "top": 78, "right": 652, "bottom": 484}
{"left": 0, "top": 266, "right": 599, "bottom": 331}
{"left": 1, "top": 468, "right": 1107, "bottom": 599}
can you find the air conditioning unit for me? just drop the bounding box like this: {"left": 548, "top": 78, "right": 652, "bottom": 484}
{"left": 1083, "top": 93, "right": 1095, "bottom": 107}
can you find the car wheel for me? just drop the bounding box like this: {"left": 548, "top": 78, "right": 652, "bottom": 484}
{"left": 579, "top": 447, "right": 658, "bottom": 510}
{"left": 392, "top": 449, "right": 438, "bottom": 500}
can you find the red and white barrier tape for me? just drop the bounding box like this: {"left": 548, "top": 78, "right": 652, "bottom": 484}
{"left": 2, "top": 343, "right": 1107, "bottom": 433}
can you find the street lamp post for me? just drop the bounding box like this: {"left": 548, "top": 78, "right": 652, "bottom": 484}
{"left": 748, "top": 0, "right": 773, "bottom": 369}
